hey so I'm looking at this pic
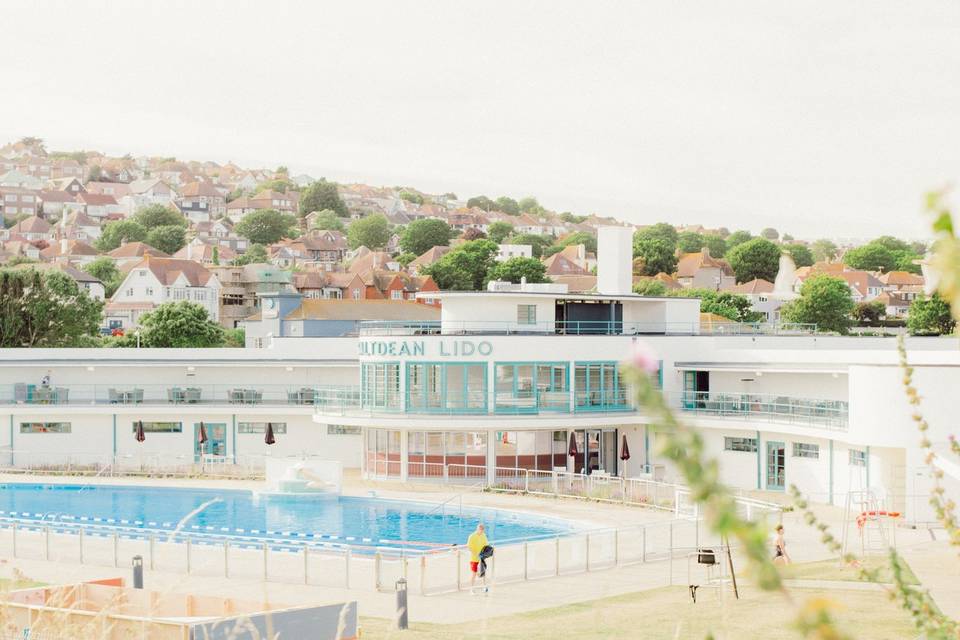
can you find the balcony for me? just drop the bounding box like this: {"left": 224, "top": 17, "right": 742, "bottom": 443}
{"left": 357, "top": 320, "right": 817, "bottom": 337}
{"left": 669, "top": 391, "right": 848, "bottom": 430}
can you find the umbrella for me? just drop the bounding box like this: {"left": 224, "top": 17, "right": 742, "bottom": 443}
{"left": 568, "top": 432, "right": 578, "bottom": 457}
{"left": 134, "top": 420, "right": 145, "bottom": 443}
{"left": 620, "top": 435, "right": 631, "bottom": 461}
{"left": 197, "top": 421, "right": 208, "bottom": 454}
{"left": 264, "top": 422, "right": 276, "bottom": 445}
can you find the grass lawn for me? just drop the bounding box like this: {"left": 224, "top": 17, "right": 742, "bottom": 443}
{"left": 359, "top": 585, "right": 916, "bottom": 640}
{"left": 780, "top": 556, "right": 920, "bottom": 585}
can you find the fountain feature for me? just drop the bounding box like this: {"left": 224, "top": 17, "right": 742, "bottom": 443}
{"left": 261, "top": 457, "right": 341, "bottom": 499}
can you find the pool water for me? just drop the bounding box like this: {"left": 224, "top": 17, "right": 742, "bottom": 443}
{"left": 0, "top": 484, "right": 576, "bottom": 548}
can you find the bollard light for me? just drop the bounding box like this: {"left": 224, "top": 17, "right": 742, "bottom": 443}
{"left": 132, "top": 554, "right": 144, "bottom": 589}
{"left": 395, "top": 577, "right": 408, "bottom": 630}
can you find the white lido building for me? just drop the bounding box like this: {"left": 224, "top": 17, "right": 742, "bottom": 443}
{"left": 0, "top": 228, "right": 957, "bottom": 524}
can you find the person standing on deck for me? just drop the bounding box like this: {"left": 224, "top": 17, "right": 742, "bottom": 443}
{"left": 467, "top": 523, "right": 488, "bottom": 592}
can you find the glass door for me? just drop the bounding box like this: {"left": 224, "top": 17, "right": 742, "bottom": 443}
{"left": 765, "top": 441, "right": 785, "bottom": 491}
{"left": 601, "top": 429, "right": 618, "bottom": 476}
{"left": 585, "top": 429, "right": 602, "bottom": 474}
{"left": 682, "top": 371, "right": 697, "bottom": 408}
{"left": 195, "top": 423, "right": 227, "bottom": 460}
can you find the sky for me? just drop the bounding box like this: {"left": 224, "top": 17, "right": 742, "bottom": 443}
{"left": 3, "top": 0, "right": 959, "bottom": 240}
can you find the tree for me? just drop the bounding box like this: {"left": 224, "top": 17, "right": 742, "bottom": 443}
{"left": 461, "top": 227, "right": 487, "bottom": 241}
{"left": 399, "top": 219, "right": 453, "bottom": 256}
{"left": 810, "top": 239, "right": 838, "bottom": 262}
{"left": 396, "top": 252, "right": 417, "bottom": 268}
{"left": 560, "top": 212, "right": 587, "bottom": 224}
{"left": 299, "top": 179, "right": 348, "bottom": 217}
{"left": 873, "top": 235, "right": 912, "bottom": 253}
{"left": 632, "top": 279, "right": 668, "bottom": 296}
{"left": 421, "top": 239, "right": 498, "bottom": 290}
{"left": 557, "top": 231, "right": 597, "bottom": 254}
{"left": 234, "top": 209, "right": 298, "bottom": 245}
{"left": 232, "top": 243, "right": 269, "bottom": 266}
{"left": 466, "top": 195, "right": 495, "bottom": 211}
{"left": 137, "top": 301, "right": 226, "bottom": 347}
{"left": 310, "top": 209, "right": 345, "bottom": 232}
{"left": 399, "top": 190, "right": 424, "bottom": 205}
{"left": 677, "top": 231, "right": 705, "bottom": 254}
{"left": 87, "top": 165, "right": 103, "bottom": 182}
{"left": 780, "top": 274, "right": 854, "bottom": 334}
{"left": 494, "top": 196, "right": 520, "bottom": 215}
{"left": 674, "top": 288, "right": 764, "bottom": 323}
{"left": 783, "top": 243, "right": 814, "bottom": 268}
{"left": 633, "top": 223, "right": 678, "bottom": 251}
{"left": 703, "top": 234, "right": 728, "bottom": 258}
{"left": 852, "top": 301, "right": 886, "bottom": 326}
{"left": 224, "top": 327, "right": 245, "bottom": 347}
{"left": 760, "top": 227, "right": 779, "bottom": 241}
{"left": 843, "top": 242, "right": 897, "bottom": 273}
{"left": 212, "top": 246, "right": 220, "bottom": 265}
{"left": 275, "top": 166, "right": 289, "bottom": 176}
{"left": 347, "top": 214, "right": 392, "bottom": 250}
{"left": 0, "top": 269, "right": 103, "bottom": 347}
{"left": 633, "top": 238, "right": 677, "bottom": 276}
{"left": 505, "top": 233, "right": 553, "bottom": 259}
{"left": 725, "top": 230, "right": 752, "bottom": 251}
{"left": 782, "top": 233, "right": 794, "bottom": 243}
{"left": 96, "top": 220, "right": 147, "bottom": 252}
{"left": 145, "top": 225, "right": 187, "bottom": 255}
{"left": 893, "top": 250, "right": 923, "bottom": 274}
{"left": 487, "top": 221, "right": 515, "bottom": 244}
{"left": 486, "top": 257, "right": 549, "bottom": 284}
{"left": 132, "top": 204, "right": 187, "bottom": 230}
{"left": 726, "top": 238, "right": 781, "bottom": 283}
{"left": 518, "top": 196, "right": 544, "bottom": 214}
{"left": 82, "top": 257, "right": 123, "bottom": 298}
{"left": 907, "top": 294, "right": 956, "bottom": 336}
{"left": 254, "top": 178, "right": 295, "bottom": 194}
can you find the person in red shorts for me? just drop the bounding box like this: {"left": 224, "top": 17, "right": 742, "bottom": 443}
{"left": 467, "top": 523, "right": 488, "bottom": 593}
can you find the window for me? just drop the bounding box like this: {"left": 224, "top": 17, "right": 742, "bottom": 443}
{"left": 6, "top": 207, "right": 16, "bottom": 214}
{"left": 361, "top": 362, "right": 401, "bottom": 410}
{"left": 849, "top": 449, "right": 866, "bottom": 466}
{"left": 352, "top": 288, "right": 361, "bottom": 300}
{"left": 574, "top": 362, "right": 628, "bottom": 411}
{"left": 145, "top": 288, "right": 154, "bottom": 296}
{"left": 792, "top": 442, "right": 819, "bottom": 459}
{"left": 125, "top": 288, "right": 133, "bottom": 296}
{"left": 21, "top": 422, "right": 71, "bottom": 434}
{"left": 238, "top": 422, "right": 287, "bottom": 434}
{"left": 517, "top": 304, "right": 536, "bottom": 325}
{"left": 391, "top": 290, "right": 403, "bottom": 300}
{"left": 134, "top": 421, "right": 182, "bottom": 433}
{"left": 724, "top": 437, "right": 758, "bottom": 452}
{"left": 327, "top": 425, "right": 361, "bottom": 435}
{"left": 4, "top": 194, "right": 15, "bottom": 202}
{"left": 138, "top": 270, "right": 147, "bottom": 276}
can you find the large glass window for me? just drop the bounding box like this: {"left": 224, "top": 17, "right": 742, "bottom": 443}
{"left": 361, "top": 363, "right": 401, "bottom": 411}
{"left": 495, "top": 362, "right": 569, "bottom": 413}
{"left": 366, "top": 428, "right": 402, "bottom": 476}
{"left": 406, "top": 430, "right": 487, "bottom": 478}
{"left": 406, "top": 363, "right": 486, "bottom": 413}
{"left": 574, "top": 362, "right": 629, "bottom": 411}
{"left": 237, "top": 422, "right": 287, "bottom": 434}
{"left": 133, "top": 421, "right": 183, "bottom": 433}
{"left": 20, "top": 422, "right": 70, "bottom": 434}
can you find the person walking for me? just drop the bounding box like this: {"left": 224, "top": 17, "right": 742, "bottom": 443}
{"left": 467, "top": 523, "right": 489, "bottom": 593}
{"left": 773, "top": 524, "right": 791, "bottom": 565}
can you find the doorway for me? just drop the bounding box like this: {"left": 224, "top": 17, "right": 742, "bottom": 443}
{"left": 766, "top": 441, "right": 785, "bottom": 491}
{"left": 583, "top": 428, "right": 618, "bottom": 475}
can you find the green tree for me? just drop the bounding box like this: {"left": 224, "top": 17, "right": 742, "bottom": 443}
{"left": 347, "top": 214, "right": 392, "bottom": 250}
{"left": 224, "top": 327, "right": 246, "bottom": 347}
{"left": 704, "top": 234, "right": 728, "bottom": 258}
{"left": 231, "top": 243, "right": 269, "bottom": 266}
{"left": 810, "top": 239, "right": 838, "bottom": 262}
{"left": 843, "top": 242, "right": 897, "bottom": 273}
{"left": 0, "top": 269, "right": 103, "bottom": 347}
{"left": 781, "top": 274, "right": 854, "bottom": 334}
{"left": 87, "top": 165, "right": 103, "bottom": 182}
{"left": 486, "top": 257, "right": 549, "bottom": 284}
{"left": 400, "top": 219, "right": 453, "bottom": 256}
{"left": 494, "top": 196, "right": 520, "bottom": 215}
{"left": 145, "top": 225, "right": 187, "bottom": 255}
{"left": 518, "top": 196, "right": 544, "bottom": 214}
{"left": 421, "top": 239, "right": 498, "bottom": 290}
{"left": 132, "top": 204, "right": 187, "bottom": 230}
{"left": 632, "top": 279, "right": 668, "bottom": 296}
{"left": 782, "top": 233, "right": 794, "bottom": 242}
{"left": 505, "top": 233, "right": 553, "bottom": 259}
{"left": 677, "top": 231, "right": 705, "bottom": 254}
{"left": 725, "top": 230, "right": 752, "bottom": 251}
{"left": 760, "top": 227, "right": 779, "bottom": 241}
{"left": 906, "top": 293, "right": 956, "bottom": 336}
{"left": 462, "top": 227, "right": 487, "bottom": 241}
{"left": 873, "top": 235, "right": 912, "bottom": 253}
{"left": 466, "top": 195, "right": 495, "bottom": 211}
{"left": 633, "top": 223, "right": 678, "bottom": 251}
{"left": 674, "top": 288, "right": 763, "bottom": 323}
{"left": 560, "top": 212, "right": 587, "bottom": 223}
{"left": 299, "top": 179, "right": 348, "bottom": 217}
{"left": 254, "top": 178, "right": 295, "bottom": 194}
{"left": 557, "top": 231, "right": 597, "bottom": 254}
{"left": 310, "top": 209, "right": 345, "bottom": 232}
{"left": 726, "top": 238, "right": 781, "bottom": 283}
{"left": 396, "top": 252, "right": 417, "bottom": 268}
{"left": 633, "top": 238, "right": 677, "bottom": 276}
{"left": 212, "top": 246, "right": 220, "bottom": 266}
{"left": 893, "top": 250, "right": 923, "bottom": 274}
{"left": 399, "top": 190, "right": 424, "bottom": 205}
{"left": 783, "top": 243, "right": 814, "bottom": 268}
{"left": 137, "top": 301, "right": 225, "bottom": 347}
{"left": 852, "top": 301, "right": 886, "bottom": 326}
{"left": 82, "top": 257, "right": 123, "bottom": 297}
{"left": 234, "top": 209, "right": 298, "bottom": 245}
{"left": 96, "top": 220, "right": 147, "bottom": 252}
{"left": 487, "top": 221, "right": 515, "bottom": 244}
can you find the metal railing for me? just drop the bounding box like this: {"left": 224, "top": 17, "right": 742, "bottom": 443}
{"left": 670, "top": 391, "right": 849, "bottom": 430}
{"left": 0, "top": 450, "right": 268, "bottom": 479}
{"left": 357, "top": 320, "right": 818, "bottom": 337}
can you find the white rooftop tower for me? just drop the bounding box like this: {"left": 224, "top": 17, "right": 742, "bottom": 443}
{"left": 597, "top": 226, "right": 634, "bottom": 295}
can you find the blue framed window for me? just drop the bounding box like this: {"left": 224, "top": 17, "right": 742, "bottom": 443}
{"left": 494, "top": 362, "right": 569, "bottom": 413}
{"left": 406, "top": 362, "right": 487, "bottom": 413}
{"left": 574, "top": 362, "right": 630, "bottom": 412}
{"left": 361, "top": 362, "right": 401, "bottom": 411}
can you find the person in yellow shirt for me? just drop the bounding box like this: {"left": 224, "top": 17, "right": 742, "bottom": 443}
{"left": 467, "top": 523, "right": 488, "bottom": 592}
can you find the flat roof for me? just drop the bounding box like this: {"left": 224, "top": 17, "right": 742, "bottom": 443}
{"left": 417, "top": 290, "right": 698, "bottom": 303}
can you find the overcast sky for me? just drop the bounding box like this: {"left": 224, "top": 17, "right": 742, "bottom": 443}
{"left": 3, "top": 1, "right": 958, "bottom": 240}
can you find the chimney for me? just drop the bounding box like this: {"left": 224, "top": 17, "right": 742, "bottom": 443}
{"left": 60, "top": 237, "right": 68, "bottom": 253}
{"left": 597, "top": 226, "right": 633, "bottom": 295}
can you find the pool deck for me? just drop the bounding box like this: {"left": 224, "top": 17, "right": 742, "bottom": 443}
{"left": 0, "top": 471, "right": 953, "bottom": 625}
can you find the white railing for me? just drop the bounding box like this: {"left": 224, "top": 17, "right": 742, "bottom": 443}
{"left": 0, "top": 450, "right": 269, "bottom": 479}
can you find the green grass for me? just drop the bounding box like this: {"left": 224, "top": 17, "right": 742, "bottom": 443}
{"left": 780, "top": 557, "right": 919, "bottom": 585}
{"left": 359, "top": 585, "right": 916, "bottom": 639}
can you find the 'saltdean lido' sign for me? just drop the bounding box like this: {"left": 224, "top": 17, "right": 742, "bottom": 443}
{"left": 358, "top": 340, "right": 493, "bottom": 357}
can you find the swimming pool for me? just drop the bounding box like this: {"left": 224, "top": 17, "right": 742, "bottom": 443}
{"left": 0, "top": 483, "right": 577, "bottom": 550}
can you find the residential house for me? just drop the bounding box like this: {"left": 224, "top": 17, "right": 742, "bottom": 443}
{"left": 543, "top": 252, "right": 590, "bottom": 277}
{"left": 0, "top": 187, "right": 40, "bottom": 219}
{"left": 107, "top": 241, "right": 169, "bottom": 267}
{"left": 874, "top": 291, "right": 913, "bottom": 318}
{"left": 7, "top": 263, "right": 105, "bottom": 301}
{"left": 553, "top": 244, "right": 596, "bottom": 272}
{"left": 207, "top": 263, "right": 294, "bottom": 328}
{"left": 47, "top": 177, "right": 85, "bottom": 194}
{"left": 0, "top": 170, "right": 44, "bottom": 190}
{"left": 407, "top": 245, "right": 450, "bottom": 275}
{"left": 176, "top": 181, "right": 226, "bottom": 222}
{"left": 37, "top": 190, "right": 75, "bottom": 216}
{"left": 728, "top": 278, "right": 780, "bottom": 321}
{"left": 359, "top": 270, "right": 439, "bottom": 301}
{"left": 120, "top": 179, "right": 175, "bottom": 214}
{"left": 7, "top": 215, "right": 54, "bottom": 242}
{"left": 74, "top": 192, "right": 120, "bottom": 218}
{"left": 496, "top": 244, "right": 533, "bottom": 261}
{"left": 225, "top": 196, "right": 257, "bottom": 221}
{"left": 348, "top": 250, "right": 399, "bottom": 274}
{"left": 105, "top": 256, "right": 222, "bottom": 331}
{"left": 50, "top": 159, "right": 84, "bottom": 180}
{"left": 248, "top": 189, "right": 298, "bottom": 215}
{"left": 675, "top": 248, "right": 736, "bottom": 290}
{"left": 271, "top": 231, "right": 347, "bottom": 269}
{"left": 173, "top": 238, "right": 237, "bottom": 265}
{"left": 39, "top": 238, "right": 100, "bottom": 266}
{"left": 878, "top": 270, "right": 925, "bottom": 292}
{"left": 59, "top": 210, "right": 102, "bottom": 241}
{"left": 794, "top": 265, "right": 884, "bottom": 303}
{"left": 447, "top": 210, "right": 489, "bottom": 234}
{"left": 0, "top": 240, "right": 42, "bottom": 262}
{"left": 85, "top": 182, "right": 133, "bottom": 200}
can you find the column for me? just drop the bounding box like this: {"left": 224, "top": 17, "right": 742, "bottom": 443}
{"left": 400, "top": 429, "right": 409, "bottom": 482}
{"left": 486, "top": 429, "right": 496, "bottom": 484}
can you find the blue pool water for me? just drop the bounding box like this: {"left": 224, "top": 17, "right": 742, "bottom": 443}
{"left": 0, "top": 484, "right": 576, "bottom": 549}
